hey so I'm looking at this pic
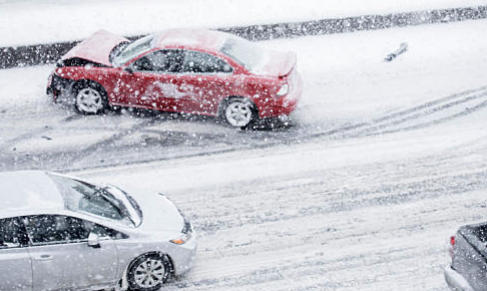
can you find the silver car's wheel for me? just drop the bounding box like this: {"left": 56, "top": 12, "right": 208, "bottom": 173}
{"left": 74, "top": 82, "right": 108, "bottom": 114}
{"left": 134, "top": 259, "right": 165, "bottom": 288}
{"left": 127, "top": 255, "right": 171, "bottom": 291}
{"left": 223, "top": 98, "right": 255, "bottom": 128}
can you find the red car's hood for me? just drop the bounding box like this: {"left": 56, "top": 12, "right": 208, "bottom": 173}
{"left": 62, "top": 30, "right": 128, "bottom": 67}
{"left": 257, "top": 50, "right": 297, "bottom": 77}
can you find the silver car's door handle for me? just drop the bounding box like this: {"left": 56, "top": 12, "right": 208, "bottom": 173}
{"left": 35, "top": 254, "right": 53, "bottom": 262}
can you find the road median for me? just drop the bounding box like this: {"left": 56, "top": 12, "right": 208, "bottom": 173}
{"left": 1, "top": 5, "right": 486, "bottom": 69}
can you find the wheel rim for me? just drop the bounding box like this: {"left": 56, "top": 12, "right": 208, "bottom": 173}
{"left": 133, "top": 258, "right": 166, "bottom": 288}
{"left": 225, "top": 101, "right": 252, "bottom": 127}
{"left": 76, "top": 87, "right": 103, "bottom": 113}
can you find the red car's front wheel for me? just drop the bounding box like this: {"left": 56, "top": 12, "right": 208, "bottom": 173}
{"left": 73, "top": 81, "right": 108, "bottom": 114}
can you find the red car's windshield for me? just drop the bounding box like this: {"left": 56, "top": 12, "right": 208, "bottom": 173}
{"left": 112, "top": 34, "right": 156, "bottom": 67}
{"left": 220, "top": 37, "right": 267, "bottom": 74}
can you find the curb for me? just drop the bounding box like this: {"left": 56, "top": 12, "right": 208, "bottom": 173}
{"left": 1, "top": 6, "right": 486, "bottom": 69}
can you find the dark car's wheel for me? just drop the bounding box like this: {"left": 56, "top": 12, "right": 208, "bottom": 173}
{"left": 73, "top": 81, "right": 108, "bottom": 114}
{"left": 127, "top": 254, "right": 172, "bottom": 291}
{"left": 221, "top": 97, "right": 257, "bottom": 129}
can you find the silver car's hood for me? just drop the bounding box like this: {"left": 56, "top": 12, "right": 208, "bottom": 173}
{"left": 123, "top": 186, "right": 185, "bottom": 233}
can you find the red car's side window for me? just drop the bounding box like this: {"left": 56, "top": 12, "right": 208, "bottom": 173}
{"left": 131, "top": 49, "right": 232, "bottom": 75}
{"left": 181, "top": 50, "right": 233, "bottom": 74}
{"left": 132, "top": 50, "right": 184, "bottom": 73}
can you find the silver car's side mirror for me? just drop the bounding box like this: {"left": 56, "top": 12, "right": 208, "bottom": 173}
{"left": 87, "top": 233, "right": 100, "bottom": 248}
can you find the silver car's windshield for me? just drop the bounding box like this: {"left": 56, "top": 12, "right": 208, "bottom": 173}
{"left": 47, "top": 174, "right": 142, "bottom": 227}
{"left": 104, "top": 184, "right": 142, "bottom": 227}
{"left": 112, "top": 34, "right": 156, "bottom": 67}
{"left": 220, "top": 37, "right": 267, "bottom": 74}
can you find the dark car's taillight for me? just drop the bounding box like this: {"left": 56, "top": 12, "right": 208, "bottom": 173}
{"left": 449, "top": 235, "right": 456, "bottom": 259}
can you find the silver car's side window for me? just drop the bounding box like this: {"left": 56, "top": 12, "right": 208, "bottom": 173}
{"left": 22, "top": 215, "right": 121, "bottom": 246}
{"left": 0, "top": 218, "right": 28, "bottom": 249}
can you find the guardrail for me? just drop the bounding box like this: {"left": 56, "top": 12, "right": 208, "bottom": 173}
{"left": 1, "top": 6, "right": 486, "bottom": 69}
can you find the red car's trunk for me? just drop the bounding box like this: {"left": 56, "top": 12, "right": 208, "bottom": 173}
{"left": 259, "top": 51, "right": 297, "bottom": 77}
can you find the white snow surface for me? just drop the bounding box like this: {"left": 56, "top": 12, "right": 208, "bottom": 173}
{"left": 1, "top": 17, "right": 487, "bottom": 291}
{"left": 0, "top": 0, "right": 485, "bottom": 47}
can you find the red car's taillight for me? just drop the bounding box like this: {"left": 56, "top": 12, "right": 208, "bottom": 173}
{"left": 450, "top": 235, "right": 456, "bottom": 246}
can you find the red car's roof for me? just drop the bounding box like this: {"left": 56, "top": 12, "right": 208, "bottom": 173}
{"left": 155, "top": 28, "right": 229, "bottom": 51}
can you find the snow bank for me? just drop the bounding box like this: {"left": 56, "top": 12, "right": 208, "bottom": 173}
{"left": 0, "top": 0, "right": 485, "bottom": 47}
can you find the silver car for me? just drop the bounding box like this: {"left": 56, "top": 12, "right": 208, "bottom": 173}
{"left": 0, "top": 171, "right": 196, "bottom": 291}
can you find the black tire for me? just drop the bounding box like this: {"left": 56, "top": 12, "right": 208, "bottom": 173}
{"left": 127, "top": 254, "right": 172, "bottom": 291}
{"left": 73, "top": 81, "right": 108, "bottom": 114}
{"left": 220, "top": 97, "right": 257, "bottom": 129}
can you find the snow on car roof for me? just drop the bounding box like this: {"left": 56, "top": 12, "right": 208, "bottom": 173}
{"left": 0, "top": 171, "right": 65, "bottom": 219}
{"left": 155, "top": 28, "right": 228, "bottom": 50}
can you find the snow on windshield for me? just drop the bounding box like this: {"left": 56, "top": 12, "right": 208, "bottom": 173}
{"left": 48, "top": 174, "right": 134, "bottom": 226}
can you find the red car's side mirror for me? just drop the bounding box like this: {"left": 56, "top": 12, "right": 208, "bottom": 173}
{"left": 124, "top": 67, "right": 134, "bottom": 74}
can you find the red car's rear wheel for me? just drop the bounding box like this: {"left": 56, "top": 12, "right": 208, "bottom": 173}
{"left": 222, "top": 97, "right": 257, "bottom": 129}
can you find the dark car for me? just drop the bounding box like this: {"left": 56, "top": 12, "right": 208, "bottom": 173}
{"left": 445, "top": 222, "right": 487, "bottom": 291}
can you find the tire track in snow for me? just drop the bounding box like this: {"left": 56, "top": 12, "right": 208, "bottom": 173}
{"left": 159, "top": 166, "right": 487, "bottom": 290}
{"left": 2, "top": 85, "right": 487, "bottom": 172}
{"left": 147, "top": 135, "right": 487, "bottom": 290}
{"left": 172, "top": 246, "right": 445, "bottom": 291}
{"left": 57, "top": 82, "right": 487, "bottom": 172}
{"left": 99, "top": 85, "right": 487, "bottom": 172}
{"left": 359, "top": 90, "right": 487, "bottom": 137}
{"left": 300, "top": 85, "right": 487, "bottom": 140}
{"left": 0, "top": 113, "right": 82, "bottom": 152}
{"left": 0, "top": 115, "right": 159, "bottom": 171}
{"left": 178, "top": 167, "right": 487, "bottom": 235}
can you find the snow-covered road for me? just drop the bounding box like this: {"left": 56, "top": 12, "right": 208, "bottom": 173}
{"left": 1, "top": 20, "right": 486, "bottom": 172}
{"left": 1, "top": 19, "right": 487, "bottom": 290}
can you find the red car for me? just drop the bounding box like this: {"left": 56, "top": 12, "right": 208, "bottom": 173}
{"left": 47, "top": 29, "right": 302, "bottom": 128}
